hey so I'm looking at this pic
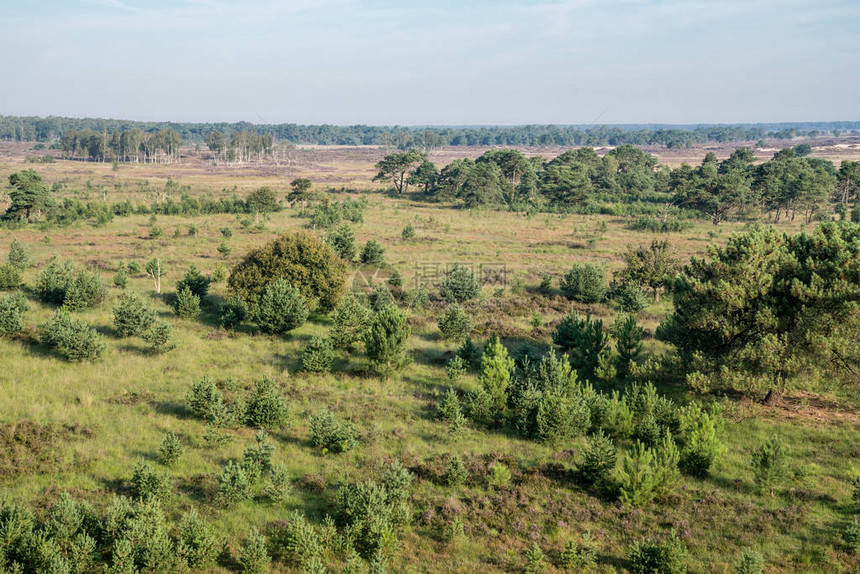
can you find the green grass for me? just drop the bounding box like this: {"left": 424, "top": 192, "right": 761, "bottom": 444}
{"left": 0, "top": 159, "right": 858, "bottom": 572}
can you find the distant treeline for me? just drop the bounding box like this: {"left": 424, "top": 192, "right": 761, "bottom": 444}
{"left": 1, "top": 115, "right": 859, "bottom": 150}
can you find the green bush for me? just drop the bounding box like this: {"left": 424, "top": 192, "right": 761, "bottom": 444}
{"left": 238, "top": 527, "right": 270, "bottom": 574}
{"left": 173, "top": 286, "right": 201, "bottom": 319}
{"left": 113, "top": 267, "right": 128, "bottom": 289}
{"left": 142, "top": 321, "right": 177, "bottom": 354}
{"left": 842, "top": 517, "right": 860, "bottom": 554}
{"left": 220, "top": 226, "right": 234, "bottom": 238}
{"left": 0, "top": 264, "right": 22, "bottom": 291}
{"left": 217, "top": 241, "right": 232, "bottom": 257}
{"left": 401, "top": 223, "right": 415, "bottom": 239}
{"left": 211, "top": 262, "right": 227, "bottom": 283}
{"left": 560, "top": 262, "right": 607, "bottom": 303}
{"left": 613, "top": 313, "right": 643, "bottom": 377}
{"left": 158, "top": 432, "right": 183, "bottom": 466}
{"left": 309, "top": 408, "right": 358, "bottom": 454}
{"left": 478, "top": 336, "right": 515, "bottom": 417}
{"left": 445, "top": 355, "right": 467, "bottom": 381}
{"left": 438, "top": 304, "right": 473, "bottom": 342}
{"left": 445, "top": 454, "right": 469, "bottom": 486}
{"left": 577, "top": 431, "right": 617, "bottom": 486}
{"left": 751, "top": 435, "right": 789, "bottom": 492}
{"left": 263, "top": 464, "right": 293, "bottom": 504}
{"left": 616, "top": 440, "right": 665, "bottom": 506}
{"left": 228, "top": 230, "right": 347, "bottom": 312}
{"left": 487, "top": 463, "right": 512, "bottom": 489}
{"left": 7, "top": 238, "right": 29, "bottom": 270}
{"left": 552, "top": 312, "right": 609, "bottom": 380}
{"left": 734, "top": 549, "right": 764, "bottom": 574}
{"left": 539, "top": 274, "right": 553, "bottom": 294}
{"left": 326, "top": 223, "right": 357, "bottom": 262}
{"left": 40, "top": 311, "right": 106, "bottom": 361}
{"left": 176, "top": 509, "right": 218, "bottom": 570}
{"left": 269, "top": 510, "right": 322, "bottom": 566}
{"left": 369, "top": 284, "right": 395, "bottom": 311}
{"left": 112, "top": 291, "right": 156, "bottom": 337}
{"left": 628, "top": 532, "right": 687, "bottom": 574}
{"left": 220, "top": 296, "right": 249, "bottom": 329}
{"left": 609, "top": 281, "right": 650, "bottom": 313}
{"left": 334, "top": 466, "right": 412, "bottom": 559}
{"left": 217, "top": 461, "right": 252, "bottom": 507}
{"left": 365, "top": 305, "right": 411, "bottom": 377}
{"left": 35, "top": 259, "right": 106, "bottom": 310}
{"left": 678, "top": 405, "right": 725, "bottom": 478}
{"left": 330, "top": 292, "right": 372, "bottom": 352}
{"left": 439, "top": 263, "right": 480, "bottom": 303}
{"left": 302, "top": 336, "right": 335, "bottom": 373}
{"left": 524, "top": 543, "right": 546, "bottom": 574}
{"left": 187, "top": 376, "right": 225, "bottom": 420}
{"left": 254, "top": 279, "right": 308, "bottom": 335}
{"left": 131, "top": 460, "right": 173, "bottom": 502}
{"left": 0, "top": 293, "right": 28, "bottom": 337}
{"left": 175, "top": 264, "right": 210, "bottom": 298}
{"left": 244, "top": 378, "right": 289, "bottom": 430}
{"left": 559, "top": 533, "right": 598, "bottom": 570}
{"left": 360, "top": 239, "right": 386, "bottom": 265}
{"left": 242, "top": 431, "right": 275, "bottom": 481}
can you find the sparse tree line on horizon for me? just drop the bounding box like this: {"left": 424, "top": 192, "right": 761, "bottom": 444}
{"left": 2, "top": 114, "right": 859, "bottom": 150}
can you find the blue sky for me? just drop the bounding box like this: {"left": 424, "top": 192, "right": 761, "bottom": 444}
{"left": 1, "top": 0, "right": 858, "bottom": 125}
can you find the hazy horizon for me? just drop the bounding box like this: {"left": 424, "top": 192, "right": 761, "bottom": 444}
{"left": 2, "top": 0, "right": 858, "bottom": 126}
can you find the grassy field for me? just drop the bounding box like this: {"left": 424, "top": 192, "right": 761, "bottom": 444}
{"left": 1, "top": 143, "right": 859, "bottom": 573}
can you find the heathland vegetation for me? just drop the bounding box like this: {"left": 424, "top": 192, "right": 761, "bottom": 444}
{"left": 0, "top": 135, "right": 859, "bottom": 572}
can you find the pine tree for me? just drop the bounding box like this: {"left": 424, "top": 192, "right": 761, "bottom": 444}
{"left": 365, "top": 305, "right": 411, "bottom": 377}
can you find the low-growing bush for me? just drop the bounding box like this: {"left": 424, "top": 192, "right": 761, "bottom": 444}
{"left": 238, "top": 527, "right": 270, "bottom": 574}
{"left": 445, "top": 454, "right": 469, "bottom": 487}
{"left": 142, "top": 321, "right": 177, "bottom": 354}
{"left": 734, "top": 549, "right": 764, "bottom": 574}
{"left": 40, "top": 311, "right": 106, "bottom": 361}
{"left": 175, "top": 264, "right": 210, "bottom": 298}
{"left": 217, "top": 461, "right": 252, "bottom": 507}
{"left": 577, "top": 431, "right": 617, "bottom": 487}
{"left": 263, "top": 464, "right": 293, "bottom": 504}
{"left": 242, "top": 431, "right": 275, "bottom": 481}
{"left": 439, "top": 263, "right": 480, "bottom": 303}
{"left": 302, "top": 336, "right": 335, "bottom": 373}
{"left": 559, "top": 533, "right": 598, "bottom": 570}
{"left": 112, "top": 291, "right": 156, "bottom": 337}
{"left": 173, "top": 286, "right": 201, "bottom": 319}
{"left": 244, "top": 378, "right": 289, "bottom": 430}
{"left": 365, "top": 305, "right": 411, "bottom": 377}
{"left": 157, "top": 432, "right": 183, "bottom": 466}
{"left": 0, "top": 293, "right": 28, "bottom": 337}
{"left": 131, "top": 460, "right": 173, "bottom": 502}
{"left": 220, "top": 296, "right": 249, "bottom": 329}
{"left": 176, "top": 509, "right": 218, "bottom": 570}
{"left": 560, "top": 262, "right": 607, "bottom": 303}
{"left": 438, "top": 304, "right": 473, "bottom": 342}
{"left": 330, "top": 292, "right": 372, "bottom": 352}
{"left": 0, "top": 264, "right": 22, "bottom": 291}
{"left": 360, "top": 239, "right": 386, "bottom": 265}
{"left": 254, "top": 279, "right": 308, "bottom": 335}
{"left": 628, "top": 531, "right": 687, "bottom": 574}
{"left": 309, "top": 408, "right": 358, "bottom": 454}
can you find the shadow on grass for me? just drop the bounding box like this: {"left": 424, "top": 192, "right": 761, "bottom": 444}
{"left": 151, "top": 401, "right": 196, "bottom": 420}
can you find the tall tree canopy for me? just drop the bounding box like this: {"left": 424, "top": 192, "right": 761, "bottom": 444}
{"left": 657, "top": 223, "right": 860, "bottom": 402}
{"left": 4, "top": 169, "right": 53, "bottom": 222}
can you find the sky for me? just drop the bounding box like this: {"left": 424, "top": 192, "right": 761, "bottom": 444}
{"left": 0, "top": 0, "right": 858, "bottom": 125}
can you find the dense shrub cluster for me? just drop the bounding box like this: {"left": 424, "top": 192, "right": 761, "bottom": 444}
{"left": 36, "top": 258, "right": 106, "bottom": 310}
{"left": 40, "top": 311, "right": 105, "bottom": 361}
